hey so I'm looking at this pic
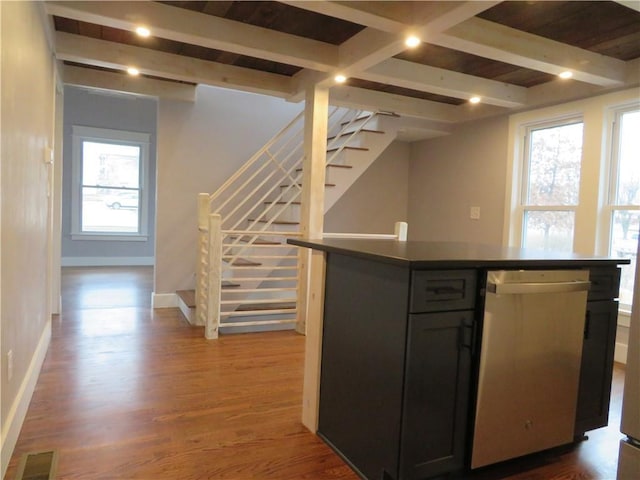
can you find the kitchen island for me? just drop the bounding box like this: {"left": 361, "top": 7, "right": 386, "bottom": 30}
{"left": 288, "top": 238, "right": 629, "bottom": 480}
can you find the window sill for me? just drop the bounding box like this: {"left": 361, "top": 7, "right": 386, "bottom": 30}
{"left": 71, "top": 233, "right": 148, "bottom": 242}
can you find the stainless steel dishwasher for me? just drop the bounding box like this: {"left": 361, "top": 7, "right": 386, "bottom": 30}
{"left": 471, "top": 269, "right": 590, "bottom": 469}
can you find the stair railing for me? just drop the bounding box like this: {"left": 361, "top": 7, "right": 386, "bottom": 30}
{"left": 197, "top": 108, "right": 384, "bottom": 337}
{"left": 323, "top": 221, "right": 408, "bottom": 241}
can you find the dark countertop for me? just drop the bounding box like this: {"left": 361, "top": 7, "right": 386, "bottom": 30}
{"left": 288, "top": 238, "right": 631, "bottom": 269}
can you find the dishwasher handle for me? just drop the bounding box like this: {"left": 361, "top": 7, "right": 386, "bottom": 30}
{"left": 487, "top": 280, "right": 590, "bottom": 295}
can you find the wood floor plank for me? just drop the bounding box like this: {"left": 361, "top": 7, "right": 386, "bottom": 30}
{"left": 4, "top": 267, "right": 626, "bottom": 480}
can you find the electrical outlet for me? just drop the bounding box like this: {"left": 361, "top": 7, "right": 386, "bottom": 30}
{"left": 7, "top": 349, "right": 13, "bottom": 381}
{"left": 470, "top": 206, "right": 481, "bottom": 220}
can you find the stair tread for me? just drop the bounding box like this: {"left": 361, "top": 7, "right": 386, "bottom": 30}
{"left": 264, "top": 201, "right": 302, "bottom": 205}
{"left": 228, "top": 235, "right": 282, "bottom": 245}
{"left": 340, "top": 112, "right": 399, "bottom": 126}
{"left": 327, "top": 146, "right": 369, "bottom": 153}
{"left": 178, "top": 282, "right": 239, "bottom": 308}
{"left": 295, "top": 164, "right": 352, "bottom": 172}
{"left": 327, "top": 129, "right": 384, "bottom": 140}
{"left": 176, "top": 289, "right": 196, "bottom": 307}
{"left": 280, "top": 183, "right": 335, "bottom": 188}
{"left": 235, "top": 302, "right": 296, "bottom": 312}
{"left": 226, "top": 257, "right": 262, "bottom": 266}
{"left": 248, "top": 218, "right": 299, "bottom": 225}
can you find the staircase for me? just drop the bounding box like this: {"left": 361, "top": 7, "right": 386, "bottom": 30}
{"left": 184, "top": 108, "right": 401, "bottom": 338}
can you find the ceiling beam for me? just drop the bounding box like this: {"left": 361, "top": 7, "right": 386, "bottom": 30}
{"left": 285, "top": 1, "right": 499, "bottom": 34}
{"left": 281, "top": 1, "right": 410, "bottom": 33}
{"left": 434, "top": 17, "right": 626, "bottom": 87}
{"left": 290, "top": 1, "right": 497, "bottom": 99}
{"left": 290, "top": 1, "right": 626, "bottom": 88}
{"left": 329, "top": 86, "right": 459, "bottom": 122}
{"left": 55, "top": 32, "right": 296, "bottom": 98}
{"left": 362, "top": 58, "right": 528, "bottom": 108}
{"left": 45, "top": 1, "right": 339, "bottom": 72}
{"left": 63, "top": 65, "right": 196, "bottom": 102}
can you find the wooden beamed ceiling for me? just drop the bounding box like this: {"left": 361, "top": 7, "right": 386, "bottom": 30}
{"left": 46, "top": 1, "right": 640, "bottom": 123}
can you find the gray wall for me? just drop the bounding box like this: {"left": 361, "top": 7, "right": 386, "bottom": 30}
{"left": 155, "top": 85, "right": 304, "bottom": 295}
{"left": 1, "top": 2, "right": 56, "bottom": 473}
{"left": 408, "top": 116, "right": 509, "bottom": 244}
{"left": 325, "top": 141, "right": 410, "bottom": 234}
{"left": 61, "top": 86, "right": 157, "bottom": 264}
{"left": 154, "top": 85, "right": 411, "bottom": 296}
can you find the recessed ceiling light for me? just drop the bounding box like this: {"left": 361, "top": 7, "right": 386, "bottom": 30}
{"left": 469, "top": 96, "right": 481, "bottom": 104}
{"left": 405, "top": 35, "right": 421, "bottom": 48}
{"left": 334, "top": 74, "right": 347, "bottom": 84}
{"left": 559, "top": 71, "right": 573, "bottom": 79}
{"left": 127, "top": 67, "right": 140, "bottom": 76}
{"left": 135, "top": 26, "right": 151, "bottom": 37}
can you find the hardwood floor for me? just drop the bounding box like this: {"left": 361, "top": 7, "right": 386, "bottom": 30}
{"left": 5, "top": 267, "right": 625, "bottom": 479}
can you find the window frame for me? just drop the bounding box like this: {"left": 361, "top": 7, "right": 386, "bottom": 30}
{"left": 515, "top": 115, "right": 585, "bottom": 251}
{"left": 603, "top": 103, "right": 640, "bottom": 311}
{"left": 504, "top": 89, "right": 640, "bottom": 319}
{"left": 71, "top": 125, "right": 150, "bottom": 241}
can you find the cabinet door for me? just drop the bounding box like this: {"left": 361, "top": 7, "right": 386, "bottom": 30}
{"left": 319, "top": 253, "right": 410, "bottom": 480}
{"left": 575, "top": 300, "right": 618, "bottom": 435}
{"left": 399, "top": 311, "right": 473, "bottom": 480}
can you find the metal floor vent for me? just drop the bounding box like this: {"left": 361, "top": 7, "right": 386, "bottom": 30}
{"left": 15, "top": 450, "right": 57, "bottom": 480}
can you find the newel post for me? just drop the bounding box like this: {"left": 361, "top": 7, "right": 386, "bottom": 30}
{"left": 395, "top": 221, "right": 408, "bottom": 241}
{"left": 196, "top": 193, "right": 210, "bottom": 326}
{"left": 298, "top": 85, "right": 329, "bottom": 432}
{"left": 205, "top": 213, "right": 222, "bottom": 340}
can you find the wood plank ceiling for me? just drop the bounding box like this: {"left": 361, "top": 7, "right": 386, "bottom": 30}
{"left": 46, "top": 1, "right": 640, "bottom": 123}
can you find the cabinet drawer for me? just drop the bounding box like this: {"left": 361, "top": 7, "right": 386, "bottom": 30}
{"left": 410, "top": 270, "right": 477, "bottom": 313}
{"left": 587, "top": 267, "right": 621, "bottom": 301}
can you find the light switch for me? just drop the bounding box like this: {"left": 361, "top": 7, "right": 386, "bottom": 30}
{"left": 470, "top": 206, "right": 481, "bottom": 220}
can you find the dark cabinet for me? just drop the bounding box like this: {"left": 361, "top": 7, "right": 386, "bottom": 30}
{"left": 575, "top": 299, "right": 619, "bottom": 434}
{"left": 318, "top": 255, "right": 476, "bottom": 480}
{"left": 319, "top": 253, "right": 409, "bottom": 480}
{"left": 400, "top": 311, "right": 473, "bottom": 479}
{"left": 312, "top": 245, "right": 622, "bottom": 480}
{"left": 575, "top": 267, "right": 621, "bottom": 435}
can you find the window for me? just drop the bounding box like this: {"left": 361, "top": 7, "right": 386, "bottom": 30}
{"left": 520, "top": 118, "right": 584, "bottom": 252}
{"left": 607, "top": 107, "right": 640, "bottom": 308}
{"left": 71, "top": 126, "right": 150, "bottom": 240}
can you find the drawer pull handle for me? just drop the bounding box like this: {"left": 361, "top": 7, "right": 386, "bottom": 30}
{"left": 427, "top": 287, "right": 464, "bottom": 295}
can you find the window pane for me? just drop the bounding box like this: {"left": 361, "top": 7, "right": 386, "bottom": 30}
{"left": 82, "top": 187, "right": 140, "bottom": 233}
{"left": 82, "top": 141, "right": 140, "bottom": 188}
{"left": 610, "top": 210, "right": 639, "bottom": 307}
{"left": 523, "top": 210, "right": 575, "bottom": 252}
{"left": 614, "top": 110, "right": 640, "bottom": 206}
{"left": 526, "top": 122, "right": 583, "bottom": 206}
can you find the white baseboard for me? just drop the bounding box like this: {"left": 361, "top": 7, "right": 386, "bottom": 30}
{"left": 61, "top": 256, "right": 154, "bottom": 267}
{"left": 1, "top": 319, "right": 52, "bottom": 479}
{"left": 152, "top": 293, "right": 178, "bottom": 308}
{"left": 615, "top": 342, "right": 628, "bottom": 365}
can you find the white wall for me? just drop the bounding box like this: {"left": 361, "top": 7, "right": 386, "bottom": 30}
{"left": 325, "top": 141, "right": 410, "bottom": 234}
{"left": 61, "top": 86, "right": 158, "bottom": 266}
{"left": 1, "top": 2, "right": 56, "bottom": 475}
{"left": 503, "top": 89, "right": 640, "bottom": 364}
{"left": 155, "top": 85, "right": 303, "bottom": 295}
{"left": 408, "top": 115, "right": 509, "bottom": 244}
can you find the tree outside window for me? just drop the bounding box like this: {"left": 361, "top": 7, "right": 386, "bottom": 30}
{"left": 522, "top": 120, "right": 584, "bottom": 252}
